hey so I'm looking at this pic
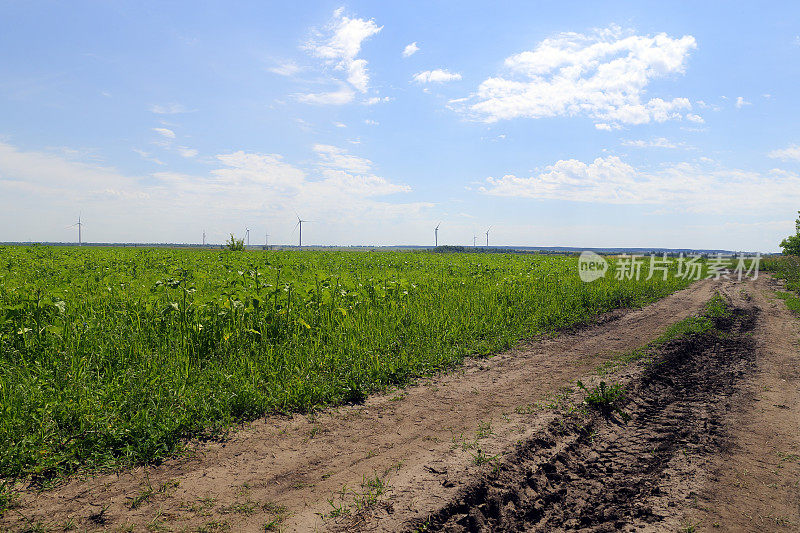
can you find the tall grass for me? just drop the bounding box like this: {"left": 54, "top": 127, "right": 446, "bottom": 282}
{"left": 763, "top": 255, "right": 800, "bottom": 312}
{"left": 0, "top": 247, "right": 691, "bottom": 481}
{"left": 763, "top": 255, "right": 800, "bottom": 291}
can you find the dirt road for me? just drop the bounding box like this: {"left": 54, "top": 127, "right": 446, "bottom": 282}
{"left": 4, "top": 276, "right": 799, "bottom": 532}
{"left": 686, "top": 277, "right": 800, "bottom": 531}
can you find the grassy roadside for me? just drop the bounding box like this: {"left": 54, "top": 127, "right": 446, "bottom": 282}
{"left": 538, "top": 293, "right": 737, "bottom": 441}
{"left": 516, "top": 292, "right": 731, "bottom": 420}
{"left": 596, "top": 292, "right": 731, "bottom": 377}
{"left": 763, "top": 256, "right": 800, "bottom": 314}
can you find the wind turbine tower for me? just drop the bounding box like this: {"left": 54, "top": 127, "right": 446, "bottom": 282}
{"left": 485, "top": 226, "right": 492, "bottom": 247}
{"left": 435, "top": 222, "right": 441, "bottom": 247}
{"left": 295, "top": 214, "right": 309, "bottom": 247}
{"left": 71, "top": 215, "right": 83, "bottom": 246}
{"left": 202, "top": 230, "right": 206, "bottom": 246}
{"left": 245, "top": 228, "right": 250, "bottom": 247}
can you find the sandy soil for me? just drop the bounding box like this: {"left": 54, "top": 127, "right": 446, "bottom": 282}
{"left": 4, "top": 275, "right": 799, "bottom": 532}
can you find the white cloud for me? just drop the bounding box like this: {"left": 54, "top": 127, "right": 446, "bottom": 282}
{"left": 269, "top": 61, "right": 302, "bottom": 76}
{"left": 296, "top": 86, "right": 355, "bottom": 105}
{"left": 150, "top": 103, "right": 189, "bottom": 114}
{"left": 736, "top": 96, "right": 751, "bottom": 109}
{"left": 133, "top": 148, "right": 165, "bottom": 165}
{"left": 294, "top": 118, "right": 313, "bottom": 132}
{"left": 301, "top": 8, "right": 382, "bottom": 102}
{"left": 306, "top": 8, "right": 382, "bottom": 66}
{"left": 622, "top": 137, "right": 682, "bottom": 148}
{"left": 364, "top": 119, "right": 379, "bottom": 125}
{"left": 413, "top": 69, "right": 462, "bottom": 83}
{"left": 594, "top": 123, "right": 619, "bottom": 131}
{"left": 346, "top": 59, "right": 369, "bottom": 92}
{"left": 402, "top": 42, "right": 419, "bottom": 57}
{"left": 0, "top": 142, "right": 145, "bottom": 202}
{"left": 364, "top": 96, "right": 392, "bottom": 105}
{"left": 334, "top": 122, "right": 347, "bottom": 128}
{"left": 313, "top": 144, "right": 373, "bottom": 174}
{"left": 696, "top": 100, "right": 721, "bottom": 112}
{"left": 0, "top": 141, "right": 423, "bottom": 243}
{"left": 454, "top": 26, "right": 697, "bottom": 127}
{"left": 769, "top": 144, "right": 800, "bottom": 161}
{"left": 177, "top": 147, "right": 199, "bottom": 158}
{"left": 210, "top": 152, "right": 306, "bottom": 191}
{"left": 153, "top": 127, "right": 176, "bottom": 139}
{"left": 686, "top": 113, "right": 704, "bottom": 123}
{"left": 479, "top": 155, "right": 800, "bottom": 213}
{"left": 166, "top": 146, "right": 412, "bottom": 211}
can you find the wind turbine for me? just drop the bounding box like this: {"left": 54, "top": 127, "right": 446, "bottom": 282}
{"left": 485, "top": 226, "right": 492, "bottom": 247}
{"left": 245, "top": 228, "right": 250, "bottom": 247}
{"left": 202, "top": 230, "right": 206, "bottom": 246}
{"left": 435, "top": 222, "right": 441, "bottom": 247}
{"left": 69, "top": 215, "right": 83, "bottom": 246}
{"left": 473, "top": 234, "right": 477, "bottom": 247}
{"left": 265, "top": 232, "right": 269, "bottom": 247}
{"left": 294, "top": 213, "right": 309, "bottom": 247}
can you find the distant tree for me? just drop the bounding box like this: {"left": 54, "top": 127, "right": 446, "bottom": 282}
{"left": 780, "top": 211, "right": 800, "bottom": 255}
{"left": 225, "top": 233, "right": 245, "bottom": 251}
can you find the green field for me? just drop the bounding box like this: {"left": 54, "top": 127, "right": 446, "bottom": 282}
{"left": 0, "top": 247, "right": 693, "bottom": 482}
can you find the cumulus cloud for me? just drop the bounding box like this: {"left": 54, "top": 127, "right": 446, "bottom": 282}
{"left": 402, "top": 42, "right": 419, "bottom": 57}
{"left": 769, "top": 144, "right": 800, "bottom": 161}
{"left": 160, "top": 145, "right": 412, "bottom": 210}
{"left": 299, "top": 8, "right": 382, "bottom": 103}
{"left": 0, "top": 142, "right": 143, "bottom": 201}
{"left": 453, "top": 26, "right": 697, "bottom": 127}
{"left": 0, "top": 141, "right": 423, "bottom": 243}
{"left": 736, "top": 96, "right": 751, "bottom": 109}
{"left": 479, "top": 155, "right": 800, "bottom": 213}
{"left": 686, "top": 113, "right": 704, "bottom": 123}
{"left": 413, "top": 69, "right": 462, "bottom": 83}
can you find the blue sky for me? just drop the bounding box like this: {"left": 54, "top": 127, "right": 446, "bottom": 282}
{"left": 1, "top": 1, "right": 799, "bottom": 251}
